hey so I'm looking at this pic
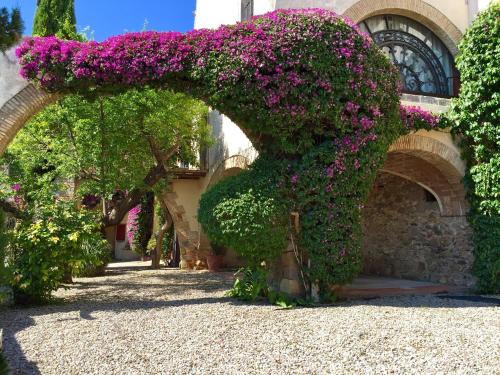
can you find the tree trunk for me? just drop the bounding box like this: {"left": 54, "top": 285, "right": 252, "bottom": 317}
{"left": 152, "top": 199, "right": 173, "bottom": 269}
{"left": 101, "top": 164, "right": 168, "bottom": 229}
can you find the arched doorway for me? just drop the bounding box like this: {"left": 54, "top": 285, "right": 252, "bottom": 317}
{"left": 362, "top": 144, "right": 475, "bottom": 287}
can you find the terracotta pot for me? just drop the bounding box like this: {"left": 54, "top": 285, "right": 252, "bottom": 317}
{"left": 206, "top": 255, "right": 224, "bottom": 271}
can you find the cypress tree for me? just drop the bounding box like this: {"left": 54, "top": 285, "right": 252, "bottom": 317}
{"left": 33, "top": 0, "right": 77, "bottom": 39}
{"left": 0, "top": 7, "right": 24, "bottom": 51}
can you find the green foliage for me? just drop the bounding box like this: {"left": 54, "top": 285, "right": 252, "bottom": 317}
{"left": 199, "top": 157, "right": 289, "bottom": 266}
{"left": 4, "top": 89, "right": 209, "bottom": 204}
{"left": 448, "top": 4, "right": 500, "bottom": 293}
{"left": 73, "top": 233, "right": 111, "bottom": 277}
{"left": 0, "top": 6, "right": 24, "bottom": 51}
{"left": 33, "top": 0, "right": 77, "bottom": 39}
{"left": 226, "top": 266, "right": 268, "bottom": 301}
{"left": 6, "top": 201, "right": 106, "bottom": 304}
{"left": 0, "top": 210, "right": 9, "bottom": 286}
{"left": 226, "top": 266, "right": 305, "bottom": 308}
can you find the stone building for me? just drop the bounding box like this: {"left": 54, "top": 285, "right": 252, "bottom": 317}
{"left": 0, "top": 0, "right": 495, "bottom": 289}
{"left": 189, "top": 0, "right": 495, "bottom": 288}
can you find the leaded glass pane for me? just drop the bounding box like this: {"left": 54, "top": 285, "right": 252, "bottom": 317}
{"left": 360, "top": 15, "right": 456, "bottom": 96}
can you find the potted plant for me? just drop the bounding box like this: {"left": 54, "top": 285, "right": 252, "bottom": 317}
{"left": 206, "top": 243, "right": 225, "bottom": 271}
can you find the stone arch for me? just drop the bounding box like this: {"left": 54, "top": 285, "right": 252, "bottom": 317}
{"left": 0, "top": 47, "right": 58, "bottom": 154}
{"left": 0, "top": 85, "right": 58, "bottom": 154}
{"left": 383, "top": 133, "right": 467, "bottom": 217}
{"left": 343, "top": 0, "right": 462, "bottom": 56}
{"left": 207, "top": 154, "right": 250, "bottom": 188}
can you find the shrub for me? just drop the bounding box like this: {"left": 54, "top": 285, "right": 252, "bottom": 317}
{"left": 7, "top": 201, "right": 107, "bottom": 304}
{"left": 0, "top": 351, "right": 8, "bottom": 375}
{"left": 199, "top": 157, "right": 289, "bottom": 266}
{"left": 448, "top": 4, "right": 500, "bottom": 293}
{"left": 73, "top": 235, "right": 111, "bottom": 277}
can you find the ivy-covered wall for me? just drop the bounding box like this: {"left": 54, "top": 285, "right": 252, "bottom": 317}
{"left": 448, "top": 4, "right": 499, "bottom": 293}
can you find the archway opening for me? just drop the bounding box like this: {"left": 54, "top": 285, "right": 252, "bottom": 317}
{"left": 362, "top": 171, "right": 474, "bottom": 287}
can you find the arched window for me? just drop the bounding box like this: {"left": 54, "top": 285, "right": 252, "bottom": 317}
{"left": 241, "top": 0, "right": 254, "bottom": 21}
{"left": 359, "top": 15, "right": 458, "bottom": 97}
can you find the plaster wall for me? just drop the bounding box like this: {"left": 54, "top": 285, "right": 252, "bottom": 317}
{"left": 171, "top": 179, "right": 205, "bottom": 233}
{"left": 0, "top": 47, "right": 28, "bottom": 108}
{"left": 275, "top": 0, "right": 470, "bottom": 32}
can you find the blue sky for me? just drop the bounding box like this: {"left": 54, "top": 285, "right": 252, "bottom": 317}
{"left": 2, "top": 0, "right": 197, "bottom": 41}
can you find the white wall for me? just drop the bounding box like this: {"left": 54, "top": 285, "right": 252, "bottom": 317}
{"left": 275, "top": 0, "right": 471, "bottom": 32}
{"left": 194, "top": 0, "right": 240, "bottom": 29}
{"left": 195, "top": 0, "right": 258, "bottom": 179}
{"left": 0, "top": 45, "right": 29, "bottom": 111}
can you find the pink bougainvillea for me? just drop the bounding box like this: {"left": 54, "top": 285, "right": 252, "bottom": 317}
{"left": 126, "top": 205, "right": 141, "bottom": 246}
{"left": 400, "top": 105, "right": 442, "bottom": 130}
{"left": 16, "top": 8, "right": 445, "bottom": 291}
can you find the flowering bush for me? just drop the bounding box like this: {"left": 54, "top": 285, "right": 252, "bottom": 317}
{"left": 126, "top": 204, "right": 140, "bottom": 246}
{"left": 7, "top": 201, "right": 108, "bottom": 304}
{"left": 18, "top": 9, "right": 443, "bottom": 293}
{"left": 400, "top": 105, "right": 443, "bottom": 131}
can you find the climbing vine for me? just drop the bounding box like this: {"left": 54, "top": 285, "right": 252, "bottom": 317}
{"left": 17, "top": 9, "right": 444, "bottom": 293}
{"left": 448, "top": 4, "right": 499, "bottom": 293}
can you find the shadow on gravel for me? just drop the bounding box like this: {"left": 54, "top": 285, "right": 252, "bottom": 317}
{"left": 0, "top": 268, "right": 235, "bottom": 374}
{"left": 1, "top": 266, "right": 497, "bottom": 374}
{"left": 0, "top": 315, "right": 41, "bottom": 375}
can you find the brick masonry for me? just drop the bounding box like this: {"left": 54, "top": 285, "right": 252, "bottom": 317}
{"left": 383, "top": 152, "right": 467, "bottom": 217}
{"left": 362, "top": 172, "right": 475, "bottom": 287}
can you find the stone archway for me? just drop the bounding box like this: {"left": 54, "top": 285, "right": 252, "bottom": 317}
{"left": 362, "top": 132, "right": 474, "bottom": 287}
{"left": 0, "top": 48, "right": 58, "bottom": 154}
{"left": 343, "top": 0, "right": 462, "bottom": 56}
{"left": 207, "top": 154, "right": 250, "bottom": 188}
{"left": 0, "top": 46, "right": 212, "bottom": 270}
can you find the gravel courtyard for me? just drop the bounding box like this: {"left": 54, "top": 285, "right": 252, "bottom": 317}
{"left": 1, "top": 262, "right": 499, "bottom": 375}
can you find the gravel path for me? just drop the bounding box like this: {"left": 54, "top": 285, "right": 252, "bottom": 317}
{"left": 1, "top": 262, "right": 499, "bottom": 374}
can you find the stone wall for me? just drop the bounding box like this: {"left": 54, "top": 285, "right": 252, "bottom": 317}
{"left": 362, "top": 172, "right": 475, "bottom": 287}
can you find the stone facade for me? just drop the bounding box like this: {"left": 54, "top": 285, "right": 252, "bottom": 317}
{"left": 362, "top": 172, "right": 475, "bottom": 287}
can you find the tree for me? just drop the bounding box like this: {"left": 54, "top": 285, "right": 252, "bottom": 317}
{"left": 0, "top": 7, "right": 24, "bottom": 51}
{"left": 449, "top": 4, "right": 499, "bottom": 293}
{"left": 2, "top": 88, "right": 210, "bottom": 230}
{"left": 33, "top": 0, "right": 77, "bottom": 39}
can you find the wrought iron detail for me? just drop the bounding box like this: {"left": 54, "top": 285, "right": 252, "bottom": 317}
{"left": 372, "top": 30, "right": 449, "bottom": 95}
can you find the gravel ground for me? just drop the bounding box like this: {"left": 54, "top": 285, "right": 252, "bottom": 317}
{"left": 0, "top": 262, "right": 499, "bottom": 375}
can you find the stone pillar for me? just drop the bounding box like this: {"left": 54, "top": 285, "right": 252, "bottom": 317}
{"left": 268, "top": 240, "right": 306, "bottom": 298}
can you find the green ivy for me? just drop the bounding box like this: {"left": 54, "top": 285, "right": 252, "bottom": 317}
{"left": 199, "top": 157, "right": 289, "bottom": 266}
{"left": 448, "top": 4, "right": 500, "bottom": 293}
